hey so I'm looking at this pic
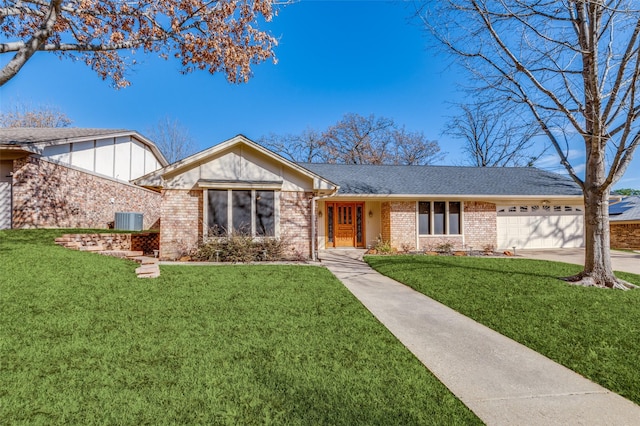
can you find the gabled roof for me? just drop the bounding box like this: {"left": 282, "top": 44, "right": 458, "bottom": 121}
{"left": 133, "top": 134, "right": 338, "bottom": 191}
{"left": 609, "top": 196, "right": 640, "bottom": 222}
{"left": 0, "top": 127, "right": 169, "bottom": 166}
{"left": 299, "top": 163, "right": 583, "bottom": 197}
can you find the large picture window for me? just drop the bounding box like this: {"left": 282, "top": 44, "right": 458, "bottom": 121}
{"left": 418, "top": 201, "right": 462, "bottom": 235}
{"left": 207, "top": 189, "right": 276, "bottom": 237}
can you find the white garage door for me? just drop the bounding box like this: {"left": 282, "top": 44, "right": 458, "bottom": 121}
{"left": 497, "top": 204, "right": 584, "bottom": 249}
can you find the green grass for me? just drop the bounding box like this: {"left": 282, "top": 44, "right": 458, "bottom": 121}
{"left": 0, "top": 230, "right": 480, "bottom": 425}
{"left": 366, "top": 255, "right": 640, "bottom": 405}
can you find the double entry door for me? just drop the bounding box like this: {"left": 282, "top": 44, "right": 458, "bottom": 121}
{"left": 326, "top": 202, "right": 365, "bottom": 248}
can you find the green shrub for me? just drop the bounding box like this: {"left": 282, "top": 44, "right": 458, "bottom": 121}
{"left": 192, "top": 233, "right": 287, "bottom": 262}
{"left": 373, "top": 235, "right": 394, "bottom": 254}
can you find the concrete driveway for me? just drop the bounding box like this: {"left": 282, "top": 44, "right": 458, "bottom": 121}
{"left": 517, "top": 248, "right": 640, "bottom": 275}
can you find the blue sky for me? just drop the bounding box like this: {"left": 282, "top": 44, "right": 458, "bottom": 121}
{"left": 1, "top": 0, "right": 639, "bottom": 189}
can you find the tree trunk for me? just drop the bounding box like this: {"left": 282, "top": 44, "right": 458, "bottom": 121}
{"left": 567, "top": 146, "right": 634, "bottom": 289}
{"left": 579, "top": 188, "right": 618, "bottom": 287}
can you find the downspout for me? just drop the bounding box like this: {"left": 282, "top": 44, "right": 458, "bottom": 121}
{"left": 311, "top": 188, "right": 338, "bottom": 261}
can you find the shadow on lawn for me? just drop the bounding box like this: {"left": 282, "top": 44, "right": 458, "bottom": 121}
{"left": 367, "top": 256, "right": 581, "bottom": 283}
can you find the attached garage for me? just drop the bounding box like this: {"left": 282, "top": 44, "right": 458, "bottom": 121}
{"left": 497, "top": 204, "right": 584, "bottom": 249}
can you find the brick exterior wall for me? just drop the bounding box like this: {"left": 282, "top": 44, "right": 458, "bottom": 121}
{"left": 160, "top": 189, "right": 203, "bottom": 260}
{"left": 418, "top": 235, "right": 465, "bottom": 251}
{"left": 381, "top": 200, "right": 498, "bottom": 252}
{"left": 610, "top": 223, "right": 640, "bottom": 249}
{"left": 463, "top": 201, "right": 497, "bottom": 250}
{"left": 387, "top": 201, "right": 417, "bottom": 250}
{"left": 11, "top": 157, "right": 161, "bottom": 229}
{"left": 159, "top": 190, "right": 313, "bottom": 260}
{"left": 381, "top": 202, "right": 391, "bottom": 243}
{"left": 279, "top": 191, "right": 313, "bottom": 259}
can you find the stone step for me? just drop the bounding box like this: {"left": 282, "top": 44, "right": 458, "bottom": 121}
{"left": 135, "top": 265, "right": 159, "bottom": 275}
{"left": 136, "top": 257, "right": 159, "bottom": 265}
{"left": 125, "top": 251, "right": 145, "bottom": 258}
{"left": 137, "top": 270, "right": 160, "bottom": 279}
{"left": 78, "top": 245, "right": 105, "bottom": 252}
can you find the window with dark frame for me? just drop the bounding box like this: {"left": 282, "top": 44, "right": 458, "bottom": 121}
{"left": 418, "top": 201, "right": 430, "bottom": 234}
{"left": 418, "top": 201, "right": 462, "bottom": 235}
{"left": 207, "top": 189, "right": 228, "bottom": 236}
{"left": 256, "top": 190, "right": 275, "bottom": 236}
{"left": 207, "top": 189, "right": 276, "bottom": 237}
{"left": 433, "top": 201, "right": 446, "bottom": 234}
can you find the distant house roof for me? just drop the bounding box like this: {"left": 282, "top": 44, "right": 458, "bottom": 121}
{"left": 299, "top": 163, "right": 583, "bottom": 197}
{"left": 609, "top": 196, "right": 640, "bottom": 222}
{"left": 0, "top": 127, "right": 168, "bottom": 166}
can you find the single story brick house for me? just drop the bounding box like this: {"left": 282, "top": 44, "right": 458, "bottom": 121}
{"left": 0, "top": 128, "right": 168, "bottom": 230}
{"left": 609, "top": 196, "right": 640, "bottom": 249}
{"left": 134, "top": 135, "right": 585, "bottom": 260}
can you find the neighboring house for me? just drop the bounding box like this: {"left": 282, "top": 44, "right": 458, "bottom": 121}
{"left": 609, "top": 196, "right": 640, "bottom": 249}
{"left": 134, "top": 135, "right": 585, "bottom": 260}
{"left": 0, "top": 128, "right": 168, "bottom": 230}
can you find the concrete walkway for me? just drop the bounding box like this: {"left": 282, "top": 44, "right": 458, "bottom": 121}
{"left": 319, "top": 250, "right": 640, "bottom": 426}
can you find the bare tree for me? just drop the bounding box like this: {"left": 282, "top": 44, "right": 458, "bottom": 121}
{"left": 0, "top": 0, "right": 278, "bottom": 87}
{"left": 0, "top": 101, "right": 72, "bottom": 127}
{"left": 388, "top": 126, "right": 443, "bottom": 165}
{"left": 260, "top": 128, "right": 328, "bottom": 163}
{"left": 445, "top": 103, "right": 543, "bottom": 167}
{"left": 420, "top": 1, "right": 640, "bottom": 289}
{"left": 260, "top": 113, "right": 443, "bottom": 165}
{"left": 146, "top": 117, "right": 197, "bottom": 164}
{"left": 323, "top": 113, "right": 396, "bottom": 165}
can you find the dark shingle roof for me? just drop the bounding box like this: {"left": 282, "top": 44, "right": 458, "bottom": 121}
{"left": 0, "top": 127, "right": 131, "bottom": 145}
{"left": 609, "top": 196, "right": 640, "bottom": 222}
{"left": 299, "top": 163, "right": 582, "bottom": 197}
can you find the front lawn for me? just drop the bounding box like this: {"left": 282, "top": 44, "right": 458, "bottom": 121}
{"left": 366, "top": 255, "right": 640, "bottom": 405}
{"left": 0, "top": 230, "right": 480, "bottom": 425}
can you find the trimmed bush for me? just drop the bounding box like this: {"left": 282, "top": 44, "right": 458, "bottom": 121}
{"left": 192, "top": 233, "right": 287, "bottom": 262}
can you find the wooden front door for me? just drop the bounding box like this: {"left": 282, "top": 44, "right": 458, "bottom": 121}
{"left": 326, "top": 202, "right": 365, "bottom": 248}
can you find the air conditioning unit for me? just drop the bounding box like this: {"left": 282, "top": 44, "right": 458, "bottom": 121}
{"left": 114, "top": 212, "right": 143, "bottom": 231}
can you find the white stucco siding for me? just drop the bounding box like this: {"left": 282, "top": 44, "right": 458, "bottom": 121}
{"left": 95, "top": 139, "right": 115, "bottom": 176}
{"left": 130, "top": 140, "right": 146, "bottom": 179}
{"left": 42, "top": 144, "right": 71, "bottom": 164}
{"left": 71, "top": 140, "right": 95, "bottom": 170}
{"left": 144, "top": 146, "right": 160, "bottom": 174}
{"left": 162, "top": 145, "right": 315, "bottom": 191}
{"left": 165, "top": 167, "right": 200, "bottom": 189}
{"left": 114, "top": 138, "right": 132, "bottom": 181}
